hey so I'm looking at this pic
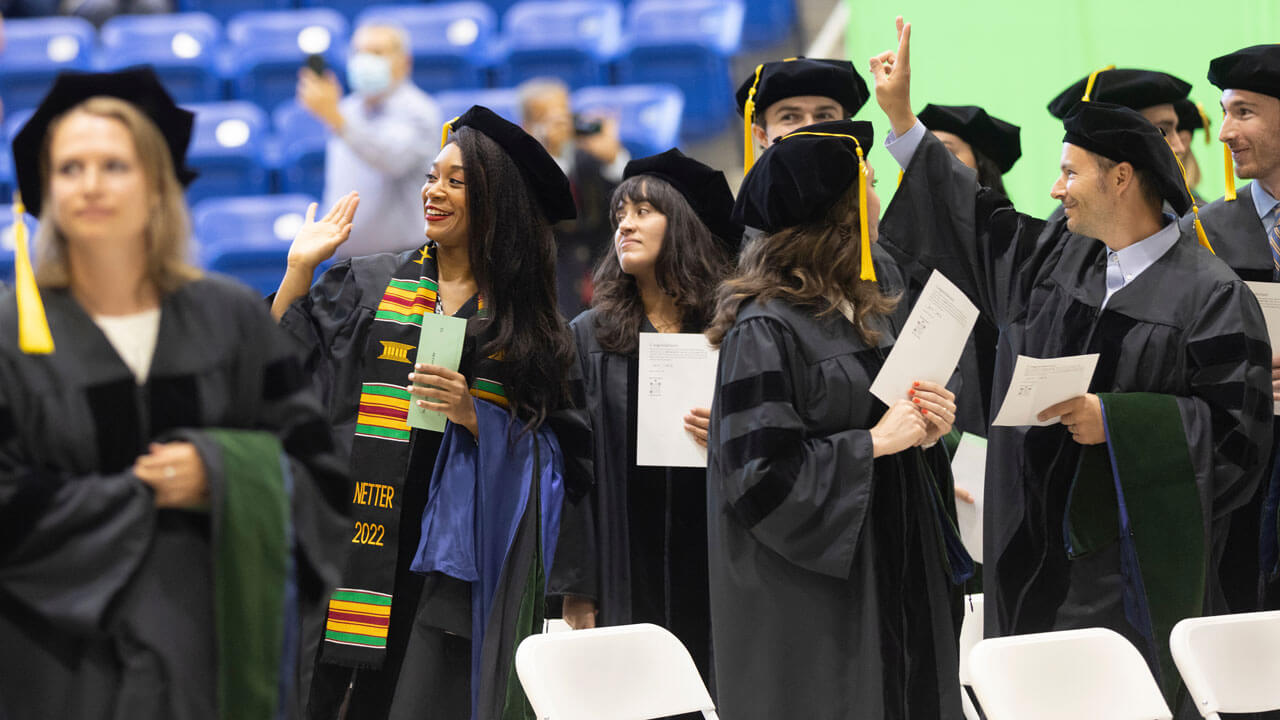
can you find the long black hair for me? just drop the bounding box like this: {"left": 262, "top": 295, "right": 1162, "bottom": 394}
{"left": 974, "top": 149, "right": 1009, "bottom": 197}
{"left": 454, "top": 126, "right": 575, "bottom": 430}
{"left": 589, "top": 175, "right": 731, "bottom": 355}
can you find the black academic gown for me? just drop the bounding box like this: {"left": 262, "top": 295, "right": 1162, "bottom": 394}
{"left": 0, "top": 276, "right": 349, "bottom": 719}
{"left": 280, "top": 248, "right": 594, "bottom": 720}
{"left": 880, "top": 132, "right": 1273, "bottom": 701}
{"left": 1182, "top": 185, "right": 1280, "bottom": 612}
{"left": 708, "top": 289, "right": 967, "bottom": 720}
{"left": 569, "top": 310, "right": 712, "bottom": 683}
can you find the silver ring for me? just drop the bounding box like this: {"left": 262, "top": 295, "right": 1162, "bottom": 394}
{"left": 164, "top": 466, "right": 176, "bottom": 479}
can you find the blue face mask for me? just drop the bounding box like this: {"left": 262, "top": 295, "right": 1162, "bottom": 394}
{"left": 346, "top": 52, "right": 393, "bottom": 96}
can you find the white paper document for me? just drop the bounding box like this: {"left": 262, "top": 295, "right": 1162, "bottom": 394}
{"left": 950, "top": 433, "right": 987, "bottom": 564}
{"left": 870, "top": 270, "right": 979, "bottom": 407}
{"left": 637, "top": 333, "right": 720, "bottom": 468}
{"left": 1245, "top": 281, "right": 1280, "bottom": 414}
{"left": 991, "top": 353, "right": 1100, "bottom": 427}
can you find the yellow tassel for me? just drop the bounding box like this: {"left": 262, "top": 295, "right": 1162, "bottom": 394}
{"left": 743, "top": 64, "right": 764, "bottom": 175}
{"left": 10, "top": 193, "right": 54, "bottom": 354}
{"left": 1196, "top": 102, "right": 1212, "bottom": 146}
{"left": 897, "top": 168, "right": 904, "bottom": 188}
{"left": 1171, "top": 147, "right": 1214, "bottom": 254}
{"left": 1224, "top": 140, "right": 1237, "bottom": 201}
{"left": 855, "top": 145, "right": 875, "bottom": 282}
{"left": 1081, "top": 65, "right": 1116, "bottom": 102}
{"left": 440, "top": 116, "right": 458, "bottom": 151}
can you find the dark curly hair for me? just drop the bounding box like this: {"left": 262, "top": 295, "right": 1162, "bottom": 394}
{"left": 454, "top": 126, "right": 575, "bottom": 430}
{"left": 588, "top": 175, "right": 731, "bottom": 354}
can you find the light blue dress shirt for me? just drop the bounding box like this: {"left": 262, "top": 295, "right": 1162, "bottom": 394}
{"left": 885, "top": 119, "right": 1181, "bottom": 309}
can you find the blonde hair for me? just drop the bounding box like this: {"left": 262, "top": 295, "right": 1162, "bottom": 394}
{"left": 34, "top": 96, "right": 201, "bottom": 293}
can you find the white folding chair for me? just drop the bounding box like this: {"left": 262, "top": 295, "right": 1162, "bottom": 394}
{"left": 958, "top": 594, "right": 984, "bottom": 720}
{"left": 969, "top": 627, "right": 1172, "bottom": 720}
{"left": 1170, "top": 610, "right": 1280, "bottom": 719}
{"left": 515, "top": 622, "right": 718, "bottom": 720}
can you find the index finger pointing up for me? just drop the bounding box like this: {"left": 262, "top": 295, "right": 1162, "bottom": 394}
{"left": 897, "top": 19, "right": 911, "bottom": 71}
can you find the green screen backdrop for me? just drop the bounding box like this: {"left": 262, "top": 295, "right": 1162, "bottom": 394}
{"left": 845, "top": 0, "right": 1280, "bottom": 217}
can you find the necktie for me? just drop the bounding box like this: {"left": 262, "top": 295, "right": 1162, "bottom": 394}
{"left": 1270, "top": 210, "right": 1280, "bottom": 280}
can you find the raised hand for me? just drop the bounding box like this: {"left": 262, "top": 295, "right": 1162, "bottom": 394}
{"left": 868, "top": 16, "right": 916, "bottom": 137}
{"left": 288, "top": 191, "right": 359, "bottom": 272}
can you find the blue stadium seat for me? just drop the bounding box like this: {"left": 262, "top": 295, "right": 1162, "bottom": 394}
{"left": 0, "top": 205, "right": 39, "bottom": 285}
{"left": 355, "top": 3, "right": 498, "bottom": 92}
{"left": 176, "top": 0, "right": 293, "bottom": 25}
{"left": 226, "top": 9, "right": 349, "bottom": 112}
{"left": 184, "top": 101, "right": 271, "bottom": 205}
{"left": 272, "top": 100, "right": 330, "bottom": 198}
{"left": 99, "top": 13, "right": 223, "bottom": 104}
{"left": 616, "top": 0, "right": 744, "bottom": 139}
{"left": 494, "top": 1, "right": 623, "bottom": 89}
{"left": 193, "top": 193, "right": 317, "bottom": 295}
{"left": 5, "top": 110, "right": 36, "bottom": 147}
{"left": 0, "top": 17, "right": 96, "bottom": 114}
{"left": 0, "top": 148, "right": 12, "bottom": 200}
{"left": 573, "top": 84, "right": 684, "bottom": 159}
{"left": 433, "top": 87, "right": 523, "bottom": 126}
{"left": 742, "top": 0, "right": 796, "bottom": 49}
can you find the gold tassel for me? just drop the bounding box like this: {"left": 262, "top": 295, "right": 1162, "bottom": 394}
{"left": 855, "top": 144, "right": 875, "bottom": 282}
{"left": 743, "top": 64, "right": 764, "bottom": 175}
{"left": 10, "top": 193, "right": 54, "bottom": 354}
{"left": 1172, "top": 151, "right": 1214, "bottom": 254}
{"left": 440, "top": 116, "right": 458, "bottom": 151}
{"left": 897, "top": 168, "right": 904, "bottom": 188}
{"left": 1081, "top": 65, "right": 1116, "bottom": 102}
{"left": 1224, "top": 140, "right": 1237, "bottom": 201}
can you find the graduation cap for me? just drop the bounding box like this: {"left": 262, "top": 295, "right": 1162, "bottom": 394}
{"left": 9, "top": 66, "right": 200, "bottom": 355}
{"left": 735, "top": 58, "right": 870, "bottom": 174}
{"left": 732, "top": 119, "right": 878, "bottom": 281}
{"left": 916, "top": 103, "right": 1022, "bottom": 173}
{"left": 13, "top": 66, "right": 198, "bottom": 218}
{"left": 1062, "top": 101, "right": 1211, "bottom": 251}
{"left": 440, "top": 105, "right": 577, "bottom": 224}
{"left": 1174, "top": 98, "right": 1212, "bottom": 144}
{"left": 1047, "top": 67, "right": 1191, "bottom": 119}
{"left": 1208, "top": 45, "right": 1280, "bottom": 202}
{"left": 622, "top": 148, "right": 743, "bottom": 250}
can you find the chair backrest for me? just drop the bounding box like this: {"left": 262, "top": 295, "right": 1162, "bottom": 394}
{"left": 572, "top": 84, "right": 683, "bottom": 159}
{"left": 356, "top": 2, "right": 497, "bottom": 63}
{"left": 0, "top": 16, "right": 96, "bottom": 71}
{"left": 969, "top": 628, "right": 1173, "bottom": 720}
{"left": 177, "top": 0, "right": 292, "bottom": 24}
{"left": 958, "top": 594, "right": 984, "bottom": 720}
{"left": 193, "top": 194, "right": 315, "bottom": 249}
{"left": 187, "top": 101, "right": 270, "bottom": 157}
{"left": 623, "top": 0, "right": 744, "bottom": 54}
{"left": 100, "top": 12, "right": 221, "bottom": 66}
{"left": 515, "top": 623, "right": 717, "bottom": 720}
{"left": 1170, "top": 610, "right": 1280, "bottom": 718}
{"left": 99, "top": 13, "right": 223, "bottom": 103}
{"left": 503, "top": 0, "right": 623, "bottom": 56}
{"left": 226, "top": 8, "right": 349, "bottom": 62}
{"left": 434, "top": 88, "right": 523, "bottom": 127}
{"left": 0, "top": 17, "right": 96, "bottom": 113}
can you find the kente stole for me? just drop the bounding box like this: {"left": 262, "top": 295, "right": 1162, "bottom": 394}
{"left": 320, "top": 244, "right": 508, "bottom": 668}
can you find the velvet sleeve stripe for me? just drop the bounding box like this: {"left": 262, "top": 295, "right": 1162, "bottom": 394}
{"left": 1196, "top": 381, "right": 1273, "bottom": 421}
{"left": 1216, "top": 427, "right": 1261, "bottom": 471}
{"left": 730, "top": 450, "right": 805, "bottom": 530}
{"left": 719, "top": 370, "right": 790, "bottom": 416}
{"left": 1188, "top": 333, "right": 1272, "bottom": 371}
{"left": 719, "top": 426, "right": 805, "bottom": 475}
